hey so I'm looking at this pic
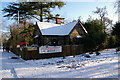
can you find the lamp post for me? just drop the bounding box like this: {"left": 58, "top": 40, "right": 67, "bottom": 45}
{"left": 18, "top": 11, "right": 20, "bottom": 24}
{"left": 0, "top": 36, "right": 2, "bottom": 49}
{"left": 0, "top": 22, "right": 2, "bottom": 49}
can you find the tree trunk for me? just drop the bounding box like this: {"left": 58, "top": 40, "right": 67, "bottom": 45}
{"left": 40, "top": 7, "right": 43, "bottom": 22}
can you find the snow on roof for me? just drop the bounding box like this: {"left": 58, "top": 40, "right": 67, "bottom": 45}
{"left": 78, "top": 21, "right": 88, "bottom": 34}
{"left": 34, "top": 35, "right": 39, "bottom": 38}
{"left": 37, "top": 22, "right": 61, "bottom": 30}
{"left": 36, "top": 20, "right": 79, "bottom": 36}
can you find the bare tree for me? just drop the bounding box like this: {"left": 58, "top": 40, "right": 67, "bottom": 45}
{"left": 114, "top": 0, "right": 120, "bottom": 13}
{"left": 93, "top": 6, "right": 112, "bottom": 27}
{"left": 0, "top": 32, "right": 8, "bottom": 48}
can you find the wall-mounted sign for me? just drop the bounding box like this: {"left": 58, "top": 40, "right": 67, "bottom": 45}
{"left": 39, "top": 46, "right": 62, "bottom": 54}
{"left": 17, "top": 45, "right": 20, "bottom": 48}
{"left": 27, "top": 47, "right": 37, "bottom": 51}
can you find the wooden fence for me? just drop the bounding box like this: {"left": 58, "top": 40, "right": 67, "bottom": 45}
{"left": 10, "top": 45, "right": 84, "bottom": 60}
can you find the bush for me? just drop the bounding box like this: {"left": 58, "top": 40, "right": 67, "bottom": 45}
{"left": 116, "top": 47, "right": 120, "bottom": 51}
{"left": 107, "top": 35, "right": 117, "bottom": 48}
{"left": 95, "top": 51, "right": 100, "bottom": 55}
{"left": 82, "top": 20, "right": 107, "bottom": 52}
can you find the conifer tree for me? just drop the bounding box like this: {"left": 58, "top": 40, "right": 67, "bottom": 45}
{"left": 2, "top": 1, "right": 65, "bottom": 22}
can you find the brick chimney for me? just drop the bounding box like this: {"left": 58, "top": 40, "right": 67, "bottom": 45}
{"left": 55, "top": 14, "right": 64, "bottom": 24}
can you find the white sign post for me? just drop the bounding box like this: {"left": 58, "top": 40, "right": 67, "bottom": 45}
{"left": 39, "top": 46, "right": 62, "bottom": 54}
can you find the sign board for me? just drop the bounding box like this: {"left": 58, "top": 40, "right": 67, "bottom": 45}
{"left": 27, "top": 47, "right": 37, "bottom": 51}
{"left": 17, "top": 45, "right": 20, "bottom": 48}
{"left": 39, "top": 46, "right": 62, "bottom": 54}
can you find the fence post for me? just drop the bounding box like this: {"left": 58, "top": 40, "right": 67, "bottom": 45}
{"left": 62, "top": 46, "right": 66, "bottom": 59}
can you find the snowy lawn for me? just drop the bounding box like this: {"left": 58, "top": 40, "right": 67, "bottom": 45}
{"left": 0, "top": 48, "right": 119, "bottom": 78}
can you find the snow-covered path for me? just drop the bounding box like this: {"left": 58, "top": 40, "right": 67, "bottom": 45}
{"left": 0, "top": 49, "right": 119, "bottom": 78}
{"left": 1, "top": 49, "right": 30, "bottom": 78}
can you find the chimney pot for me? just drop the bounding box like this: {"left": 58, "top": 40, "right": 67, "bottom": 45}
{"left": 55, "top": 14, "right": 64, "bottom": 24}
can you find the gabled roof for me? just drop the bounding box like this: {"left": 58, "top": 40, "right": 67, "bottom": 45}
{"left": 36, "top": 20, "right": 87, "bottom": 36}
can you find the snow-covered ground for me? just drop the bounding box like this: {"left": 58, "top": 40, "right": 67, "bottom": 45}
{"left": 0, "top": 48, "right": 120, "bottom": 78}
